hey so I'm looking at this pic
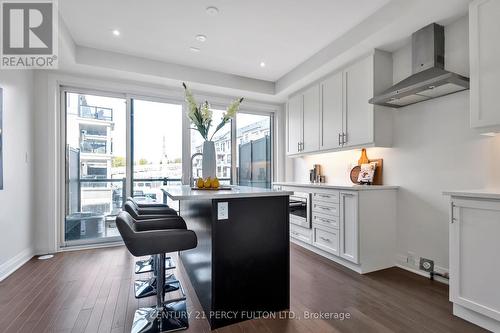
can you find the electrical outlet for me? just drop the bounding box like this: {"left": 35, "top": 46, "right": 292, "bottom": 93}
{"left": 217, "top": 202, "right": 228, "bottom": 220}
{"left": 419, "top": 258, "right": 434, "bottom": 273}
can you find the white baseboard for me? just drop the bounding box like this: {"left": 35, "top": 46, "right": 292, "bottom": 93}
{"left": 57, "top": 241, "right": 123, "bottom": 252}
{"left": 0, "top": 248, "right": 34, "bottom": 282}
{"left": 454, "top": 304, "right": 500, "bottom": 332}
{"left": 396, "top": 263, "right": 449, "bottom": 285}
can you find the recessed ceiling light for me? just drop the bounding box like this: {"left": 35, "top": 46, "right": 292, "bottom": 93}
{"left": 190, "top": 47, "right": 201, "bottom": 53}
{"left": 195, "top": 34, "right": 207, "bottom": 42}
{"left": 112, "top": 29, "right": 120, "bottom": 36}
{"left": 206, "top": 6, "right": 219, "bottom": 16}
{"left": 260, "top": 61, "right": 266, "bottom": 68}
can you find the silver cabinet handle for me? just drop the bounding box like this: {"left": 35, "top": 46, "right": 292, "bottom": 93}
{"left": 317, "top": 194, "right": 330, "bottom": 198}
{"left": 319, "top": 236, "right": 331, "bottom": 242}
{"left": 342, "top": 132, "right": 347, "bottom": 145}
{"left": 316, "top": 205, "right": 332, "bottom": 211}
{"left": 314, "top": 216, "right": 332, "bottom": 224}
{"left": 297, "top": 142, "right": 300, "bottom": 152}
{"left": 451, "top": 202, "right": 457, "bottom": 223}
{"left": 338, "top": 133, "right": 342, "bottom": 146}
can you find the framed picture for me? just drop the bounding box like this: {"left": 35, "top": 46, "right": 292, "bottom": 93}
{"left": 0, "top": 87, "right": 3, "bottom": 190}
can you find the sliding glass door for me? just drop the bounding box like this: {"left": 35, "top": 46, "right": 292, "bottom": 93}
{"left": 236, "top": 113, "right": 272, "bottom": 188}
{"left": 131, "top": 99, "right": 183, "bottom": 210}
{"left": 62, "top": 87, "right": 275, "bottom": 248}
{"left": 64, "top": 91, "right": 127, "bottom": 246}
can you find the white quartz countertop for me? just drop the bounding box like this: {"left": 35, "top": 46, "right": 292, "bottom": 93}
{"left": 162, "top": 185, "right": 293, "bottom": 201}
{"left": 443, "top": 189, "right": 500, "bottom": 200}
{"left": 273, "top": 182, "right": 399, "bottom": 191}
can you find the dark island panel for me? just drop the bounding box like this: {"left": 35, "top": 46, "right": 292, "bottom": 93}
{"left": 179, "top": 195, "right": 290, "bottom": 329}
{"left": 179, "top": 199, "right": 214, "bottom": 314}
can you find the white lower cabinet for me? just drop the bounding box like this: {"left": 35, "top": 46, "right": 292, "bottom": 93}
{"left": 280, "top": 184, "right": 397, "bottom": 274}
{"left": 290, "top": 223, "right": 312, "bottom": 244}
{"left": 339, "top": 191, "right": 359, "bottom": 264}
{"left": 449, "top": 196, "right": 500, "bottom": 332}
{"left": 312, "top": 225, "right": 339, "bottom": 256}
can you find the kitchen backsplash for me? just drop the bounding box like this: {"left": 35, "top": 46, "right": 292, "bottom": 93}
{"left": 291, "top": 147, "right": 393, "bottom": 185}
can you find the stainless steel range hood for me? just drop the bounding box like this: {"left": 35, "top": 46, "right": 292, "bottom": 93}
{"left": 369, "top": 23, "right": 469, "bottom": 108}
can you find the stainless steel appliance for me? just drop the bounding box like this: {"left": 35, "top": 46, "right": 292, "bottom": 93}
{"left": 289, "top": 192, "right": 311, "bottom": 228}
{"left": 369, "top": 23, "right": 469, "bottom": 108}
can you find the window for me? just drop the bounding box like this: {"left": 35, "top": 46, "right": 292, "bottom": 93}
{"left": 62, "top": 86, "right": 275, "bottom": 248}
{"left": 64, "top": 91, "right": 126, "bottom": 245}
{"left": 236, "top": 113, "right": 272, "bottom": 188}
{"left": 132, "top": 99, "right": 183, "bottom": 208}
{"left": 190, "top": 109, "right": 231, "bottom": 183}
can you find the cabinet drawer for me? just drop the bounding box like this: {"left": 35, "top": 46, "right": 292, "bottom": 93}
{"left": 290, "top": 224, "right": 312, "bottom": 244}
{"left": 312, "top": 191, "right": 340, "bottom": 204}
{"left": 313, "top": 226, "right": 339, "bottom": 256}
{"left": 312, "top": 212, "right": 339, "bottom": 229}
{"left": 312, "top": 202, "right": 339, "bottom": 216}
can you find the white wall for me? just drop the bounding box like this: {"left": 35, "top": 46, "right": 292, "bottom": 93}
{"left": 290, "top": 16, "right": 500, "bottom": 272}
{"left": 0, "top": 70, "right": 35, "bottom": 279}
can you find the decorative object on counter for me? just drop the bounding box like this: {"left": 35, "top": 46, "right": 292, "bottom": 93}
{"left": 350, "top": 165, "right": 361, "bottom": 184}
{"left": 358, "top": 148, "right": 370, "bottom": 165}
{"left": 350, "top": 158, "right": 384, "bottom": 185}
{"left": 309, "top": 164, "right": 326, "bottom": 183}
{"left": 202, "top": 141, "right": 216, "bottom": 178}
{"left": 309, "top": 169, "right": 315, "bottom": 183}
{"left": 369, "top": 158, "right": 383, "bottom": 185}
{"left": 194, "top": 176, "right": 227, "bottom": 190}
{"left": 183, "top": 82, "right": 244, "bottom": 178}
{"left": 358, "top": 162, "right": 377, "bottom": 184}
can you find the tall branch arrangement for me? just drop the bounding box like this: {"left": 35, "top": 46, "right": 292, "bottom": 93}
{"left": 183, "top": 82, "right": 244, "bottom": 141}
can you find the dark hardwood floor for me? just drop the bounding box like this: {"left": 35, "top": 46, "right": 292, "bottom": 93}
{"left": 0, "top": 243, "right": 486, "bottom": 333}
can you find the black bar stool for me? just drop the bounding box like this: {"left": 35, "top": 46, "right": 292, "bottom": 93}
{"left": 131, "top": 214, "right": 188, "bottom": 299}
{"left": 117, "top": 211, "right": 197, "bottom": 333}
{"left": 124, "top": 200, "right": 179, "bottom": 274}
{"left": 127, "top": 197, "right": 170, "bottom": 209}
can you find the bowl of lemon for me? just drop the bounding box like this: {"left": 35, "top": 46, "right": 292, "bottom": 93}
{"left": 193, "top": 177, "right": 229, "bottom": 190}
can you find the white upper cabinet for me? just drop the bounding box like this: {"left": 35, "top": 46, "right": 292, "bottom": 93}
{"left": 302, "top": 85, "right": 320, "bottom": 153}
{"left": 344, "top": 56, "right": 374, "bottom": 148}
{"left": 287, "top": 50, "right": 394, "bottom": 156}
{"left": 469, "top": 0, "right": 500, "bottom": 129}
{"left": 287, "top": 94, "right": 303, "bottom": 154}
{"left": 320, "top": 71, "right": 343, "bottom": 150}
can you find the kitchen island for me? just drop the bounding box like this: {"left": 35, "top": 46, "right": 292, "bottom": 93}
{"left": 161, "top": 185, "right": 292, "bottom": 329}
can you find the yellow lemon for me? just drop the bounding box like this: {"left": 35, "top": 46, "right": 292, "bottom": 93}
{"left": 196, "top": 177, "right": 204, "bottom": 188}
{"left": 211, "top": 177, "right": 220, "bottom": 189}
{"left": 203, "top": 177, "right": 212, "bottom": 188}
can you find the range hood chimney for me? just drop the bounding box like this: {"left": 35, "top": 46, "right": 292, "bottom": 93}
{"left": 369, "top": 23, "right": 469, "bottom": 108}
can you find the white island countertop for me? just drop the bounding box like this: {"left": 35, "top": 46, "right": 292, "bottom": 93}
{"left": 273, "top": 182, "right": 399, "bottom": 191}
{"left": 443, "top": 189, "right": 500, "bottom": 200}
{"left": 162, "top": 185, "right": 293, "bottom": 201}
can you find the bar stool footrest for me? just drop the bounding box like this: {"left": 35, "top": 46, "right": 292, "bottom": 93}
{"left": 135, "top": 256, "right": 175, "bottom": 274}
{"left": 131, "top": 300, "right": 188, "bottom": 333}
{"left": 134, "top": 274, "right": 179, "bottom": 299}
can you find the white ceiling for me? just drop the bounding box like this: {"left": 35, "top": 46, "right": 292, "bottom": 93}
{"left": 59, "top": 0, "right": 390, "bottom": 81}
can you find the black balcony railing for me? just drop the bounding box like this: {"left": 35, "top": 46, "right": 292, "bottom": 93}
{"left": 75, "top": 177, "right": 231, "bottom": 216}
{"left": 79, "top": 104, "right": 113, "bottom": 121}
{"left": 80, "top": 140, "right": 108, "bottom": 154}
